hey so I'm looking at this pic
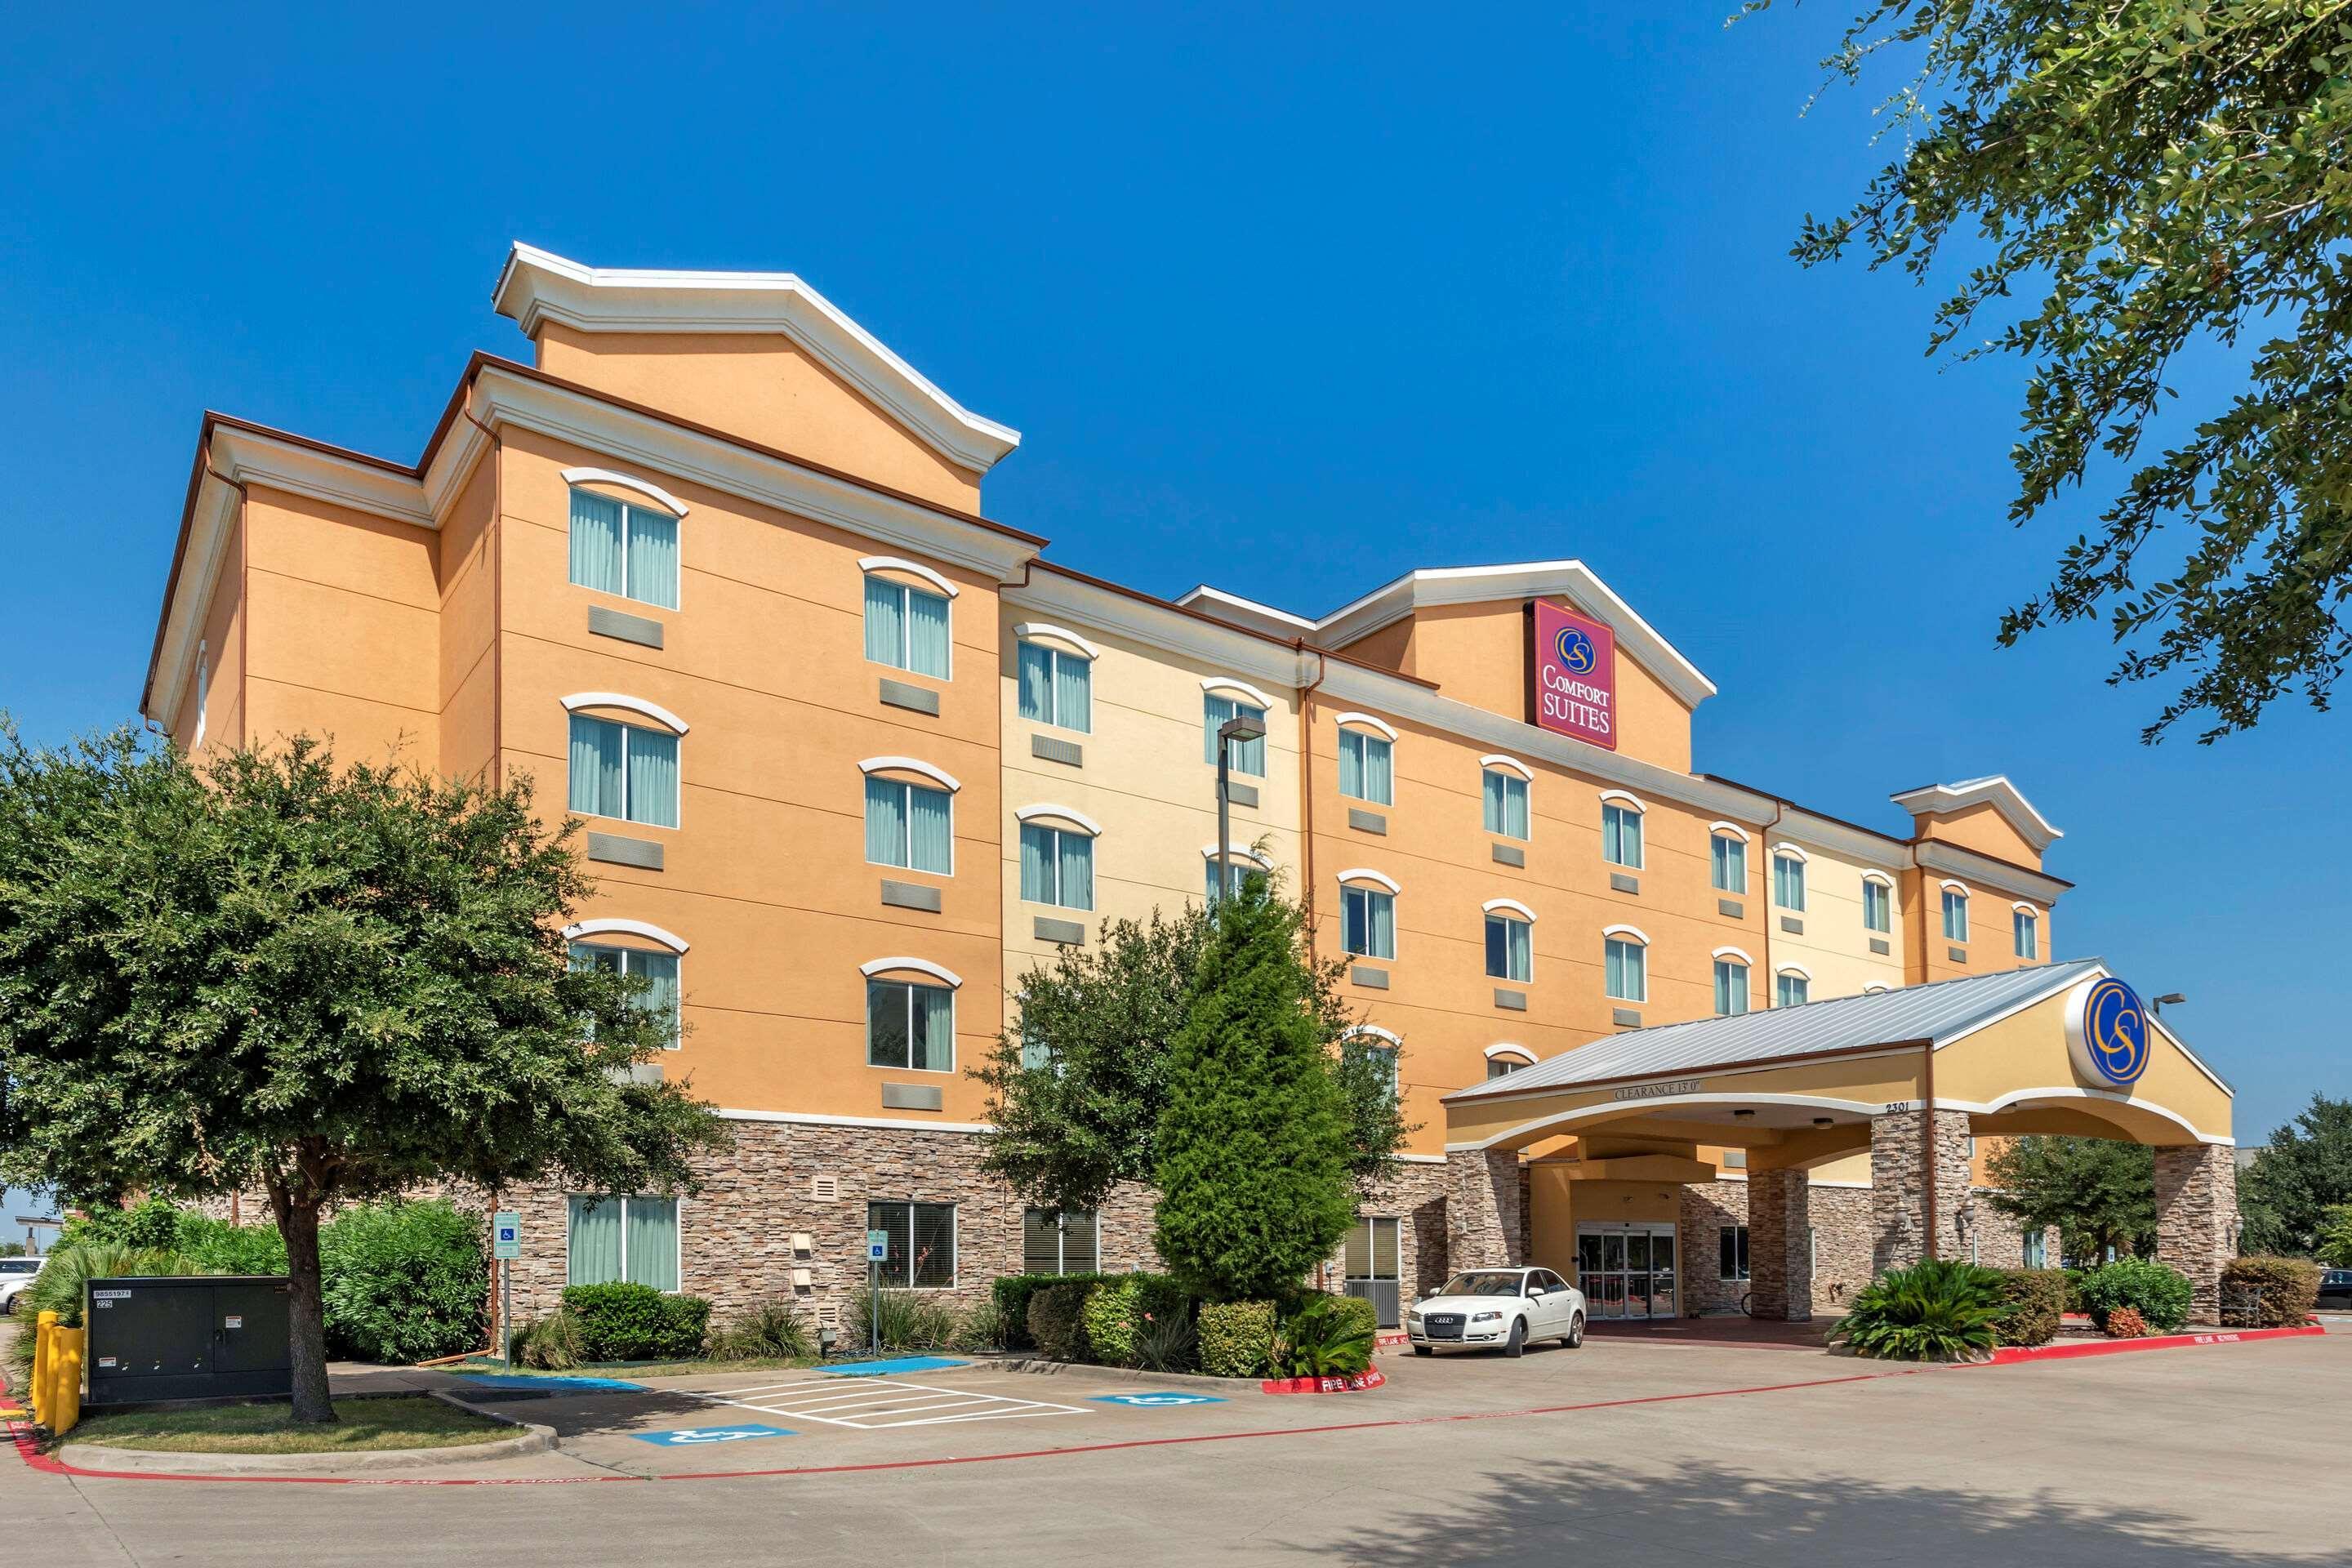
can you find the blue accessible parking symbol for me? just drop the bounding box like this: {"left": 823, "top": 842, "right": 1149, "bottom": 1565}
{"left": 1092, "top": 1392, "right": 1225, "bottom": 1407}
{"left": 632, "top": 1423, "right": 796, "bottom": 1446}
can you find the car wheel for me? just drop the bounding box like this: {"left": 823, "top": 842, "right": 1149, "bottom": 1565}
{"left": 1412, "top": 1344, "right": 1434, "bottom": 1357}
{"left": 1503, "top": 1317, "right": 1526, "bottom": 1358}
{"left": 1563, "top": 1312, "right": 1584, "bottom": 1349}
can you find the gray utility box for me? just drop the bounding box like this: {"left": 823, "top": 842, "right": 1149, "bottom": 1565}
{"left": 85, "top": 1276, "right": 293, "bottom": 1405}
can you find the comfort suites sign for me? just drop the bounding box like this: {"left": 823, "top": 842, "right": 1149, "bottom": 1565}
{"left": 1530, "top": 599, "right": 1617, "bottom": 750}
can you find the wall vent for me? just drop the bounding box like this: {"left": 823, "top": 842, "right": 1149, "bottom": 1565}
{"left": 810, "top": 1174, "right": 839, "bottom": 1202}
{"left": 816, "top": 1303, "right": 842, "bottom": 1328}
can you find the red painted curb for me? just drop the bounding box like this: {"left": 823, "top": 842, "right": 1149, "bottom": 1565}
{"left": 1985, "top": 1324, "right": 2326, "bottom": 1364}
{"left": 1259, "top": 1367, "right": 1388, "bottom": 1396}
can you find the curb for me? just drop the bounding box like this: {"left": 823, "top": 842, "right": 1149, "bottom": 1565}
{"left": 1261, "top": 1367, "right": 1387, "bottom": 1396}
{"left": 988, "top": 1356, "right": 1258, "bottom": 1393}
{"left": 1984, "top": 1324, "right": 2325, "bottom": 1365}
{"left": 54, "top": 1391, "right": 557, "bottom": 1474}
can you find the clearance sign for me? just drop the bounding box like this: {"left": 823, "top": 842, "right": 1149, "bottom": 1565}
{"left": 1530, "top": 600, "right": 1616, "bottom": 750}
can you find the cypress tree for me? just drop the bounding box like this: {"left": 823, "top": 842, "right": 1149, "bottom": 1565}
{"left": 1152, "top": 880, "right": 1354, "bottom": 1301}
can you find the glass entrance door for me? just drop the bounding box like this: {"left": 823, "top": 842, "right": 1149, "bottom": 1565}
{"left": 1343, "top": 1217, "right": 1401, "bottom": 1328}
{"left": 1575, "top": 1223, "right": 1677, "bottom": 1320}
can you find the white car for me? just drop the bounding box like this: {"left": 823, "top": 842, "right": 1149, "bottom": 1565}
{"left": 1407, "top": 1267, "right": 1585, "bottom": 1357}
{"left": 0, "top": 1256, "right": 44, "bottom": 1315}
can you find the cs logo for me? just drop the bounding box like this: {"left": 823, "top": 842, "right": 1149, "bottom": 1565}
{"left": 1555, "top": 626, "right": 1597, "bottom": 675}
{"left": 2065, "top": 977, "right": 2149, "bottom": 1089}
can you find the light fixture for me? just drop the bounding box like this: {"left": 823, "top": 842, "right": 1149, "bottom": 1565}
{"left": 1813, "top": 1116, "right": 1833, "bottom": 1128}
{"left": 2153, "top": 992, "right": 2186, "bottom": 1017}
{"left": 1733, "top": 1108, "right": 1755, "bottom": 1120}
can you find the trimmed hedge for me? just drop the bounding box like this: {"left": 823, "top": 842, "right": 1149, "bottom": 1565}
{"left": 2220, "top": 1256, "right": 2321, "bottom": 1327}
{"left": 1196, "top": 1298, "right": 1279, "bottom": 1379}
{"left": 991, "top": 1272, "right": 1114, "bottom": 1351}
{"left": 1991, "top": 1268, "right": 2066, "bottom": 1347}
{"left": 2076, "top": 1258, "right": 2194, "bottom": 1334}
{"left": 319, "top": 1200, "right": 489, "bottom": 1363}
{"left": 1080, "top": 1274, "right": 1191, "bottom": 1367}
{"left": 1027, "top": 1281, "right": 1093, "bottom": 1362}
{"left": 561, "top": 1282, "right": 712, "bottom": 1361}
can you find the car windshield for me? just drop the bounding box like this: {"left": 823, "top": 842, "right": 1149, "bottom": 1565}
{"left": 1438, "top": 1272, "right": 1528, "bottom": 1298}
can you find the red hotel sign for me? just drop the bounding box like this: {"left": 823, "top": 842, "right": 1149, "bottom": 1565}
{"left": 1531, "top": 599, "right": 1616, "bottom": 750}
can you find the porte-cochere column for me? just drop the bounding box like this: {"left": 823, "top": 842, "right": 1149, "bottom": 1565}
{"left": 2154, "top": 1143, "right": 2238, "bottom": 1325}
{"left": 1869, "top": 1107, "right": 1972, "bottom": 1274}
{"left": 1745, "top": 1165, "right": 1813, "bottom": 1321}
{"left": 1446, "top": 1146, "right": 1525, "bottom": 1271}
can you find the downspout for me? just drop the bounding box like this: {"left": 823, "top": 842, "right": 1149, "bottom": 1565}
{"left": 1297, "top": 643, "right": 1330, "bottom": 925}
{"left": 460, "top": 400, "right": 502, "bottom": 788}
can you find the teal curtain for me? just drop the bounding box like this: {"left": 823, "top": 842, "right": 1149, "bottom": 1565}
{"left": 1339, "top": 731, "right": 1363, "bottom": 798}
{"left": 569, "top": 492, "right": 623, "bottom": 595}
{"left": 626, "top": 507, "right": 679, "bottom": 609}
{"left": 907, "top": 784, "right": 951, "bottom": 873}
{"left": 864, "top": 577, "right": 902, "bottom": 665}
{"left": 625, "top": 1199, "right": 679, "bottom": 1291}
{"left": 906, "top": 589, "right": 951, "bottom": 677}
{"left": 626, "top": 728, "right": 679, "bottom": 827}
{"left": 1018, "top": 643, "right": 1052, "bottom": 721}
{"left": 1606, "top": 938, "right": 1644, "bottom": 1002}
{"left": 1714, "top": 835, "right": 1747, "bottom": 894}
{"left": 1364, "top": 736, "right": 1392, "bottom": 804}
{"left": 1605, "top": 806, "right": 1642, "bottom": 868}
{"left": 1204, "top": 696, "right": 1267, "bottom": 774}
{"left": 1507, "top": 919, "right": 1530, "bottom": 981}
{"left": 867, "top": 980, "right": 909, "bottom": 1067}
{"left": 1019, "top": 823, "right": 1053, "bottom": 902}
{"left": 568, "top": 715, "right": 622, "bottom": 817}
{"left": 866, "top": 778, "right": 906, "bottom": 866}
{"left": 1058, "top": 831, "right": 1093, "bottom": 911}
{"left": 1054, "top": 653, "right": 1090, "bottom": 733}
{"left": 1775, "top": 856, "right": 1805, "bottom": 911}
{"left": 913, "top": 983, "right": 954, "bottom": 1071}
{"left": 568, "top": 1196, "right": 622, "bottom": 1286}
{"left": 1715, "top": 961, "right": 1748, "bottom": 1017}
{"left": 1779, "top": 973, "right": 1809, "bottom": 1007}
{"left": 1369, "top": 890, "right": 1394, "bottom": 959}
{"left": 1482, "top": 770, "right": 1505, "bottom": 834}
{"left": 634, "top": 951, "right": 681, "bottom": 1046}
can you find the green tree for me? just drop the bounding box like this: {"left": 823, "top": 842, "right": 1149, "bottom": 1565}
{"left": 0, "top": 728, "right": 726, "bottom": 1423}
{"left": 972, "top": 880, "right": 1414, "bottom": 1215}
{"left": 2239, "top": 1094, "right": 2352, "bottom": 1255}
{"left": 2316, "top": 1205, "right": 2352, "bottom": 1268}
{"left": 1984, "top": 1135, "right": 2155, "bottom": 1261}
{"left": 1778, "top": 0, "right": 2352, "bottom": 742}
{"left": 1152, "top": 882, "right": 1357, "bottom": 1301}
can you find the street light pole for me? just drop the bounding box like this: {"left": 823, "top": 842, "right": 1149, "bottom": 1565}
{"left": 1214, "top": 714, "right": 1267, "bottom": 902}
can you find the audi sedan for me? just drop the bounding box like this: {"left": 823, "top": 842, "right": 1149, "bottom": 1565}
{"left": 1406, "top": 1267, "right": 1585, "bottom": 1357}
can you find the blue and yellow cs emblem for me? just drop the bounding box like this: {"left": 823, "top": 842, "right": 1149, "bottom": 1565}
{"left": 2065, "top": 977, "right": 2149, "bottom": 1089}
{"left": 1554, "top": 626, "right": 1597, "bottom": 675}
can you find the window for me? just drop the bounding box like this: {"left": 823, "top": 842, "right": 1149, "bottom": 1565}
{"left": 1017, "top": 641, "right": 1091, "bottom": 733}
{"left": 567, "top": 1196, "right": 679, "bottom": 1290}
{"left": 1943, "top": 888, "right": 1970, "bottom": 942}
{"left": 864, "top": 574, "right": 951, "bottom": 679}
{"left": 2014, "top": 908, "right": 2038, "bottom": 959}
{"left": 1601, "top": 801, "right": 1643, "bottom": 869}
{"left": 1018, "top": 1023, "right": 1054, "bottom": 1071}
{"left": 1018, "top": 823, "right": 1094, "bottom": 910}
{"left": 570, "top": 942, "right": 683, "bottom": 1048}
{"left": 865, "top": 777, "right": 953, "bottom": 874}
{"left": 1205, "top": 856, "right": 1263, "bottom": 904}
{"left": 1710, "top": 832, "right": 1746, "bottom": 894}
{"left": 1713, "top": 960, "right": 1749, "bottom": 1018}
{"left": 569, "top": 488, "right": 680, "bottom": 610}
{"left": 1718, "top": 1224, "right": 1750, "bottom": 1282}
{"left": 1773, "top": 853, "right": 1806, "bottom": 911}
{"left": 1604, "top": 935, "right": 1647, "bottom": 1003}
{"left": 1203, "top": 693, "right": 1267, "bottom": 776}
{"left": 1863, "top": 878, "right": 1892, "bottom": 933}
{"left": 1777, "top": 970, "right": 1810, "bottom": 1008}
{"left": 2021, "top": 1229, "right": 2048, "bottom": 1269}
{"left": 1022, "top": 1209, "right": 1099, "bottom": 1275}
{"left": 1342, "top": 884, "right": 1396, "bottom": 960}
{"left": 1482, "top": 768, "right": 1530, "bottom": 840}
{"left": 1485, "top": 913, "right": 1532, "bottom": 982}
{"left": 568, "top": 714, "right": 679, "bottom": 828}
{"left": 1486, "top": 1055, "right": 1528, "bottom": 1079}
{"left": 868, "top": 1200, "right": 956, "bottom": 1289}
{"left": 1344, "top": 1035, "right": 1401, "bottom": 1099}
{"left": 867, "top": 978, "right": 954, "bottom": 1071}
{"left": 1339, "top": 728, "right": 1393, "bottom": 806}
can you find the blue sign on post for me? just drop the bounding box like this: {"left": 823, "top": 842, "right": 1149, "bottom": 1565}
{"left": 1091, "top": 1392, "right": 1225, "bottom": 1407}
{"left": 631, "top": 1423, "right": 795, "bottom": 1446}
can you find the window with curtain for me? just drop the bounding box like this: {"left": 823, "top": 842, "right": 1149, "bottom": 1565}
{"left": 864, "top": 777, "right": 952, "bottom": 874}
{"left": 1485, "top": 914, "right": 1532, "bottom": 982}
{"left": 863, "top": 574, "right": 951, "bottom": 679}
{"left": 1777, "top": 971, "right": 1810, "bottom": 1007}
{"left": 868, "top": 1200, "right": 956, "bottom": 1289}
{"left": 1601, "top": 802, "right": 1643, "bottom": 869}
{"left": 1711, "top": 833, "right": 1746, "bottom": 893}
{"left": 1202, "top": 694, "right": 1267, "bottom": 775}
{"left": 566, "top": 1196, "right": 680, "bottom": 1290}
{"left": 568, "top": 488, "right": 680, "bottom": 610}
{"left": 569, "top": 942, "right": 683, "bottom": 1048}
{"left": 1863, "top": 879, "right": 1892, "bottom": 933}
{"left": 1942, "top": 889, "right": 1970, "bottom": 941}
{"left": 1015, "top": 641, "right": 1092, "bottom": 732}
{"left": 867, "top": 978, "right": 954, "bottom": 1071}
{"left": 1772, "top": 853, "right": 1806, "bottom": 911}
{"left": 2013, "top": 909, "right": 2038, "bottom": 959}
{"left": 567, "top": 714, "right": 679, "bottom": 827}
{"left": 1019, "top": 1024, "right": 1055, "bottom": 1071}
{"left": 1486, "top": 1055, "right": 1527, "bottom": 1080}
{"left": 1021, "top": 1209, "right": 1099, "bottom": 1275}
{"left": 1604, "top": 937, "right": 1646, "bottom": 1002}
{"left": 1341, "top": 884, "right": 1395, "bottom": 960}
{"left": 1482, "top": 769, "right": 1530, "bottom": 840}
{"left": 1339, "top": 729, "right": 1393, "bottom": 806}
{"left": 1713, "top": 960, "right": 1749, "bottom": 1018}
{"left": 1018, "top": 823, "right": 1094, "bottom": 910}
{"left": 1205, "top": 857, "right": 1261, "bottom": 904}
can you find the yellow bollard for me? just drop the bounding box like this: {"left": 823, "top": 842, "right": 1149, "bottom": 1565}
{"left": 29, "top": 1311, "right": 56, "bottom": 1428}
{"left": 48, "top": 1328, "right": 83, "bottom": 1437}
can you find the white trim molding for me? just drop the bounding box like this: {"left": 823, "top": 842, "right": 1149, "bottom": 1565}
{"left": 560, "top": 466, "right": 690, "bottom": 516}
{"left": 1776, "top": 961, "right": 1815, "bottom": 981}
{"left": 1336, "top": 867, "right": 1401, "bottom": 895}
{"left": 1597, "top": 789, "right": 1646, "bottom": 813}
{"left": 1010, "top": 621, "right": 1102, "bottom": 660}
{"left": 1707, "top": 821, "right": 1751, "bottom": 842}
{"left": 1864, "top": 984, "right": 1892, "bottom": 995}
{"left": 1601, "top": 923, "right": 1651, "bottom": 945}
{"left": 858, "top": 956, "right": 964, "bottom": 988}
{"left": 1015, "top": 803, "right": 1103, "bottom": 837}
{"left": 1342, "top": 1024, "right": 1403, "bottom": 1046}
{"left": 2011, "top": 900, "right": 2040, "bottom": 915}
{"left": 1200, "top": 674, "right": 1277, "bottom": 710}
{"left": 1478, "top": 753, "right": 1535, "bottom": 781}
{"left": 858, "top": 555, "right": 959, "bottom": 599}
{"left": 564, "top": 918, "right": 690, "bottom": 953}
{"left": 1198, "top": 843, "right": 1274, "bottom": 866}
{"left": 1939, "top": 879, "right": 1973, "bottom": 896}
{"left": 1331, "top": 711, "right": 1398, "bottom": 742}
{"left": 1770, "top": 842, "right": 1810, "bottom": 863}
{"left": 1860, "top": 870, "right": 1896, "bottom": 888}
{"left": 1710, "top": 945, "right": 1754, "bottom": 965}
{"left": 1890, "top": 774, "right": 2063, "bottom": 853}
{"left": 562, "top": 692, "right": 690, "bottom": 735}
{"left": 1481, "top": 898, "right": 1538, "bottom": 922}
{"left": 1484, "top": 1043, "right": 1539, "bottom": 1063}
{"left": 859, "top": 755, "right": 962, "bottom": 792}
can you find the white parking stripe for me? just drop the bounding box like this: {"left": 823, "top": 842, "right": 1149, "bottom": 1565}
{"left": 681, "top": 1376, "right": 1087, "bottom": 1430}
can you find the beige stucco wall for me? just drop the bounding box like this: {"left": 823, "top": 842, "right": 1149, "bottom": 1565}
{"left": 1763, "top": 834, "right": 1907, "bottom": 1000}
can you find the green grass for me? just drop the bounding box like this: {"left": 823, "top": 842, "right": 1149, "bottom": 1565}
{"left": 67, "top": 1394, "right": 512, "bottom": 1454}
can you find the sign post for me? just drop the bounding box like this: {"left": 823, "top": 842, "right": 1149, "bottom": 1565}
{"left": 866, "top": 1228, "right": 889, "bottom": 1355}
{"left": 492, "top": 1211, "right": 522, "bottom": 1367}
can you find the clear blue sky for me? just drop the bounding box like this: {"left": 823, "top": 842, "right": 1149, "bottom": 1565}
{"left": 2, "top": 6, "right": 2342, "bottom": 1143}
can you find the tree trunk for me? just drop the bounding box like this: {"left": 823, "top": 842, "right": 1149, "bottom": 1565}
{"left": 273, "top": 1188, "right": 336, "bottom": 1425}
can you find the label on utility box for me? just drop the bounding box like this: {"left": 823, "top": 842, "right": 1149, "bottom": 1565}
{"left": 97, "top": 1356, "right": 118, "bottom": 1369}
{"left": 224, "top": 1315, "right": 243, "bottom": 1330}
{"left": 92, "top": 1289, "right": 131, "bottom": 1301}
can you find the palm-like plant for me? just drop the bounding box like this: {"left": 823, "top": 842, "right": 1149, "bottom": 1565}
{"left": 1832, "top": 1258, "right": 2007, "bottom": 1361}
{"left": 1269, "top": 1295, "right": 1374, "bottom": 1378}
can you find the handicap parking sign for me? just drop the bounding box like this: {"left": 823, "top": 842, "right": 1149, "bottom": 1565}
{"left": 631, "top": 1423, "right": 796, "bottom": 1446}
{"left": 1091, "top": 1392, "right": 1225, "bottom": 1407}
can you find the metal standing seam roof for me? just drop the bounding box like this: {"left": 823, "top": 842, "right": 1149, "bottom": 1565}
{"left": 1444, "top": 957, "right": 2108, "bottom": 1104}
